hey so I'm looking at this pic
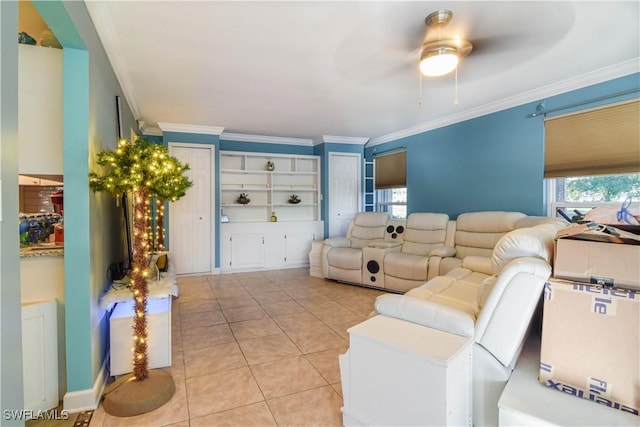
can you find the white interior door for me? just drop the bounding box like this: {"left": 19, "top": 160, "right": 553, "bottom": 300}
{"left": 328, "top": 152, "right": 361, "bottom": 237}
{"left": 169, "top": 144, "right": 214, "bottom": 275}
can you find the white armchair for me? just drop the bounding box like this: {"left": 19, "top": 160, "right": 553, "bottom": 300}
{"left": 322, "top": 212, "right": 389, "bottom": 284}
{"left": 340, "top": 223, "right": 564, "bottom": 426}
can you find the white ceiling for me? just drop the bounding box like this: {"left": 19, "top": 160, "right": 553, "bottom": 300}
{"left": 85, "top": 1, "right": 640, "bottom": 145}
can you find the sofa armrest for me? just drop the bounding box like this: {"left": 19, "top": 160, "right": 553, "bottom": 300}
{"left": 426, "top": 246, "right": 457, "bottom": 280}
{"left": 323, "top": 237, "right": 351, "bottom": 248}
{"left": 429, "top": 245, "right": 456, "bottom": 257}
{"left": 375, "top": 294, "right": 475, "bottom": 338}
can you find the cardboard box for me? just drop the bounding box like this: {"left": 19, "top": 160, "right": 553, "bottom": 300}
{"left": 539, "top": 279, "right": 640, "bottom": 416}
{"left": 554, "top": 238, "right": 640, "bottom": 289}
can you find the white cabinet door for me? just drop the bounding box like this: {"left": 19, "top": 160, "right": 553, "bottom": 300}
{"left": 22, "top": 300, "right": 58, "bottom": 412}
{"left": 231, "top": 233, "right": 265, "bottom": 269}
{"left": 285, "top": 232, "right": 315, "bottom": 265}
{"left": 328, "top": 152, "right": 361, "bottom": 237}
{"left": 169, "top": 144, "right": 214, "bottom": 275}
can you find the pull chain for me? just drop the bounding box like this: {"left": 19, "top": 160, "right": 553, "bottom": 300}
{"left": 418, "top": 67, "right": 423, "bottom": 109}
{"left": 454, "top": 66, "right": 459, "bottom": 105}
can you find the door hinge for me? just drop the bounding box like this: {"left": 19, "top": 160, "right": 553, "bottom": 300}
{"left": 262, "top": 237, "right": 264, "bottom": 244}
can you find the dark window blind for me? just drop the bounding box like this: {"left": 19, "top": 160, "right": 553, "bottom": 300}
{"left": 375, "top": 150, "right": 406, "bottom": 189}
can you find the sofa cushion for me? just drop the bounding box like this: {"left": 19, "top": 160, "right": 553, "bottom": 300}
{"left": 461, "top": 256, "right": 493, "bottom": 275}
{"left": 401, "top": 213, "right": 449, "bottom": 256}
{"left": 454, "top": 211, "right": 526, "bottom": 259}
{"left": 349, "top": 212, "right": 389, "bottom": 248}
{"left": 405, "top": 270, "right": 487, "bottom": 318}
{"left": 327, "top": 247, "right": 362, "bottom": 270}
{"left": 384, "top": 252, "right": 429, "bottom": 281}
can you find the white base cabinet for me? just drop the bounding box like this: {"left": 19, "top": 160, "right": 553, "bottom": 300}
{"left": 221, "top": 221, "right": 324, "bottom": 272}
{"left": 22, "top": 299, "right": 58, "bottom": 413}
{"left": 340, "top": 315, "right": 472, "bottom": 427}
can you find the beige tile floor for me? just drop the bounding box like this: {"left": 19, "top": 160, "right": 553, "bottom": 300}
{"left": 89, "top": 268, "right": 385, "bottom": 427}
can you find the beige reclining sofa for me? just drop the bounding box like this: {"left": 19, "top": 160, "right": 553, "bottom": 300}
{"left": 339, "top": 220, "right": 567, "bottom": 426}
{"left": 320, "top": 210, "right": 565, "bottom": 294}
{"left": 321, "top": 212, "right": 390, "bottom": 284}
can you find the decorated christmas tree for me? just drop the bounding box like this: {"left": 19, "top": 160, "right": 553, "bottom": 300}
{"left": 90, "top": 136, "right": 192, "bottom": 415}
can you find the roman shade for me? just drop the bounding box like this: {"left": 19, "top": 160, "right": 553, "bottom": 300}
{"left": 375, "top": 150, "right": 407, "bottom": 189}
{"left": 544, "top": 99, "right": 640, "bottom": 178}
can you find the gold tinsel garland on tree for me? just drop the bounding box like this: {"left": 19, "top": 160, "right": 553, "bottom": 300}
{"left": 90, "top": 137, "right": 192, "bottom": 380}
{"left": 131, "top": 187, "right": 150, "bottom": 378}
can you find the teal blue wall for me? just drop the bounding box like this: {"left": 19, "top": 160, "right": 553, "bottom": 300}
{"left": 1, "top": 2, "right": 25, "bottom": 423}
{"left": 61, "top": 46, "right": 93, "bottom": 391}
{"left": 366, "top": 73, "right": 640, "bottom": 219}
{"left": 34, "top": 0, "right": 137, "bottom": 395}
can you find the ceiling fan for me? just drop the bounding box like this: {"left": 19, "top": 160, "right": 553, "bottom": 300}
{"left": 419, "top": 9, "right": 473, "bottom": 77}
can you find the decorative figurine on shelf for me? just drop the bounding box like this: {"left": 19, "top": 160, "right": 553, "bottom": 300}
{"left": 266, "top": 161, "right": 275, "bottom": 171}
{"left": 18, "top": 31, "right": 37, "bottom": 45}
{"left": 237, "top": 192, "right": 250, "bottom": 205}
{"left": 288, "top": 194, "right": 301, "bottom": 204}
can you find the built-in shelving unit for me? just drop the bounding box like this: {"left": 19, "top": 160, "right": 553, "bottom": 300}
{"left": 219, "top": 151, "right": 324, "bottom": 272}
{"left": 220, "top": 151, "right": 321, "bottom": 222}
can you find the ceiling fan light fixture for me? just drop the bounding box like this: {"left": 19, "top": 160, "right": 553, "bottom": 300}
{"left": 420, "top": 47, "right": 459, "bottom": 77}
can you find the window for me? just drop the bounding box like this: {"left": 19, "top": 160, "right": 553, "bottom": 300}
{"left": 547, "top": 173, "right": 640, "bottom": 222}
{"left": 544, "top": 99, "right": 639, "bottom": 222}
{"left": 374, "top": 149, "right": 407, "bottom": 219}
{"left": 377, "top": 187, "right": 407, "bottom": 219}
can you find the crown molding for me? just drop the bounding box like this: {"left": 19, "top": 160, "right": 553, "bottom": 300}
{"left": 220, "top": 132, "right": 313, "bottom": 146}
{"left": 140, "top": 125, "right": 162, "bottom": 137}
{"left": 137, "top": 121, "right": 163, "bottom": 136}
{"left": 85, "top": 2, "right": 140, "bottom": 120}
{"left": 313, "top": 135, "right": 369, "bottom": 146}
{"left": 158, "top": 122, "right": 225, "bottom": 135}
{"left": 367, "top": 58, "right": 640, "bottom": 147}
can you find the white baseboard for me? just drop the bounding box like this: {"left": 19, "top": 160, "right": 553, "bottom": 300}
{"left": 63, "top": 356, "right": 108, "bottom": 413}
